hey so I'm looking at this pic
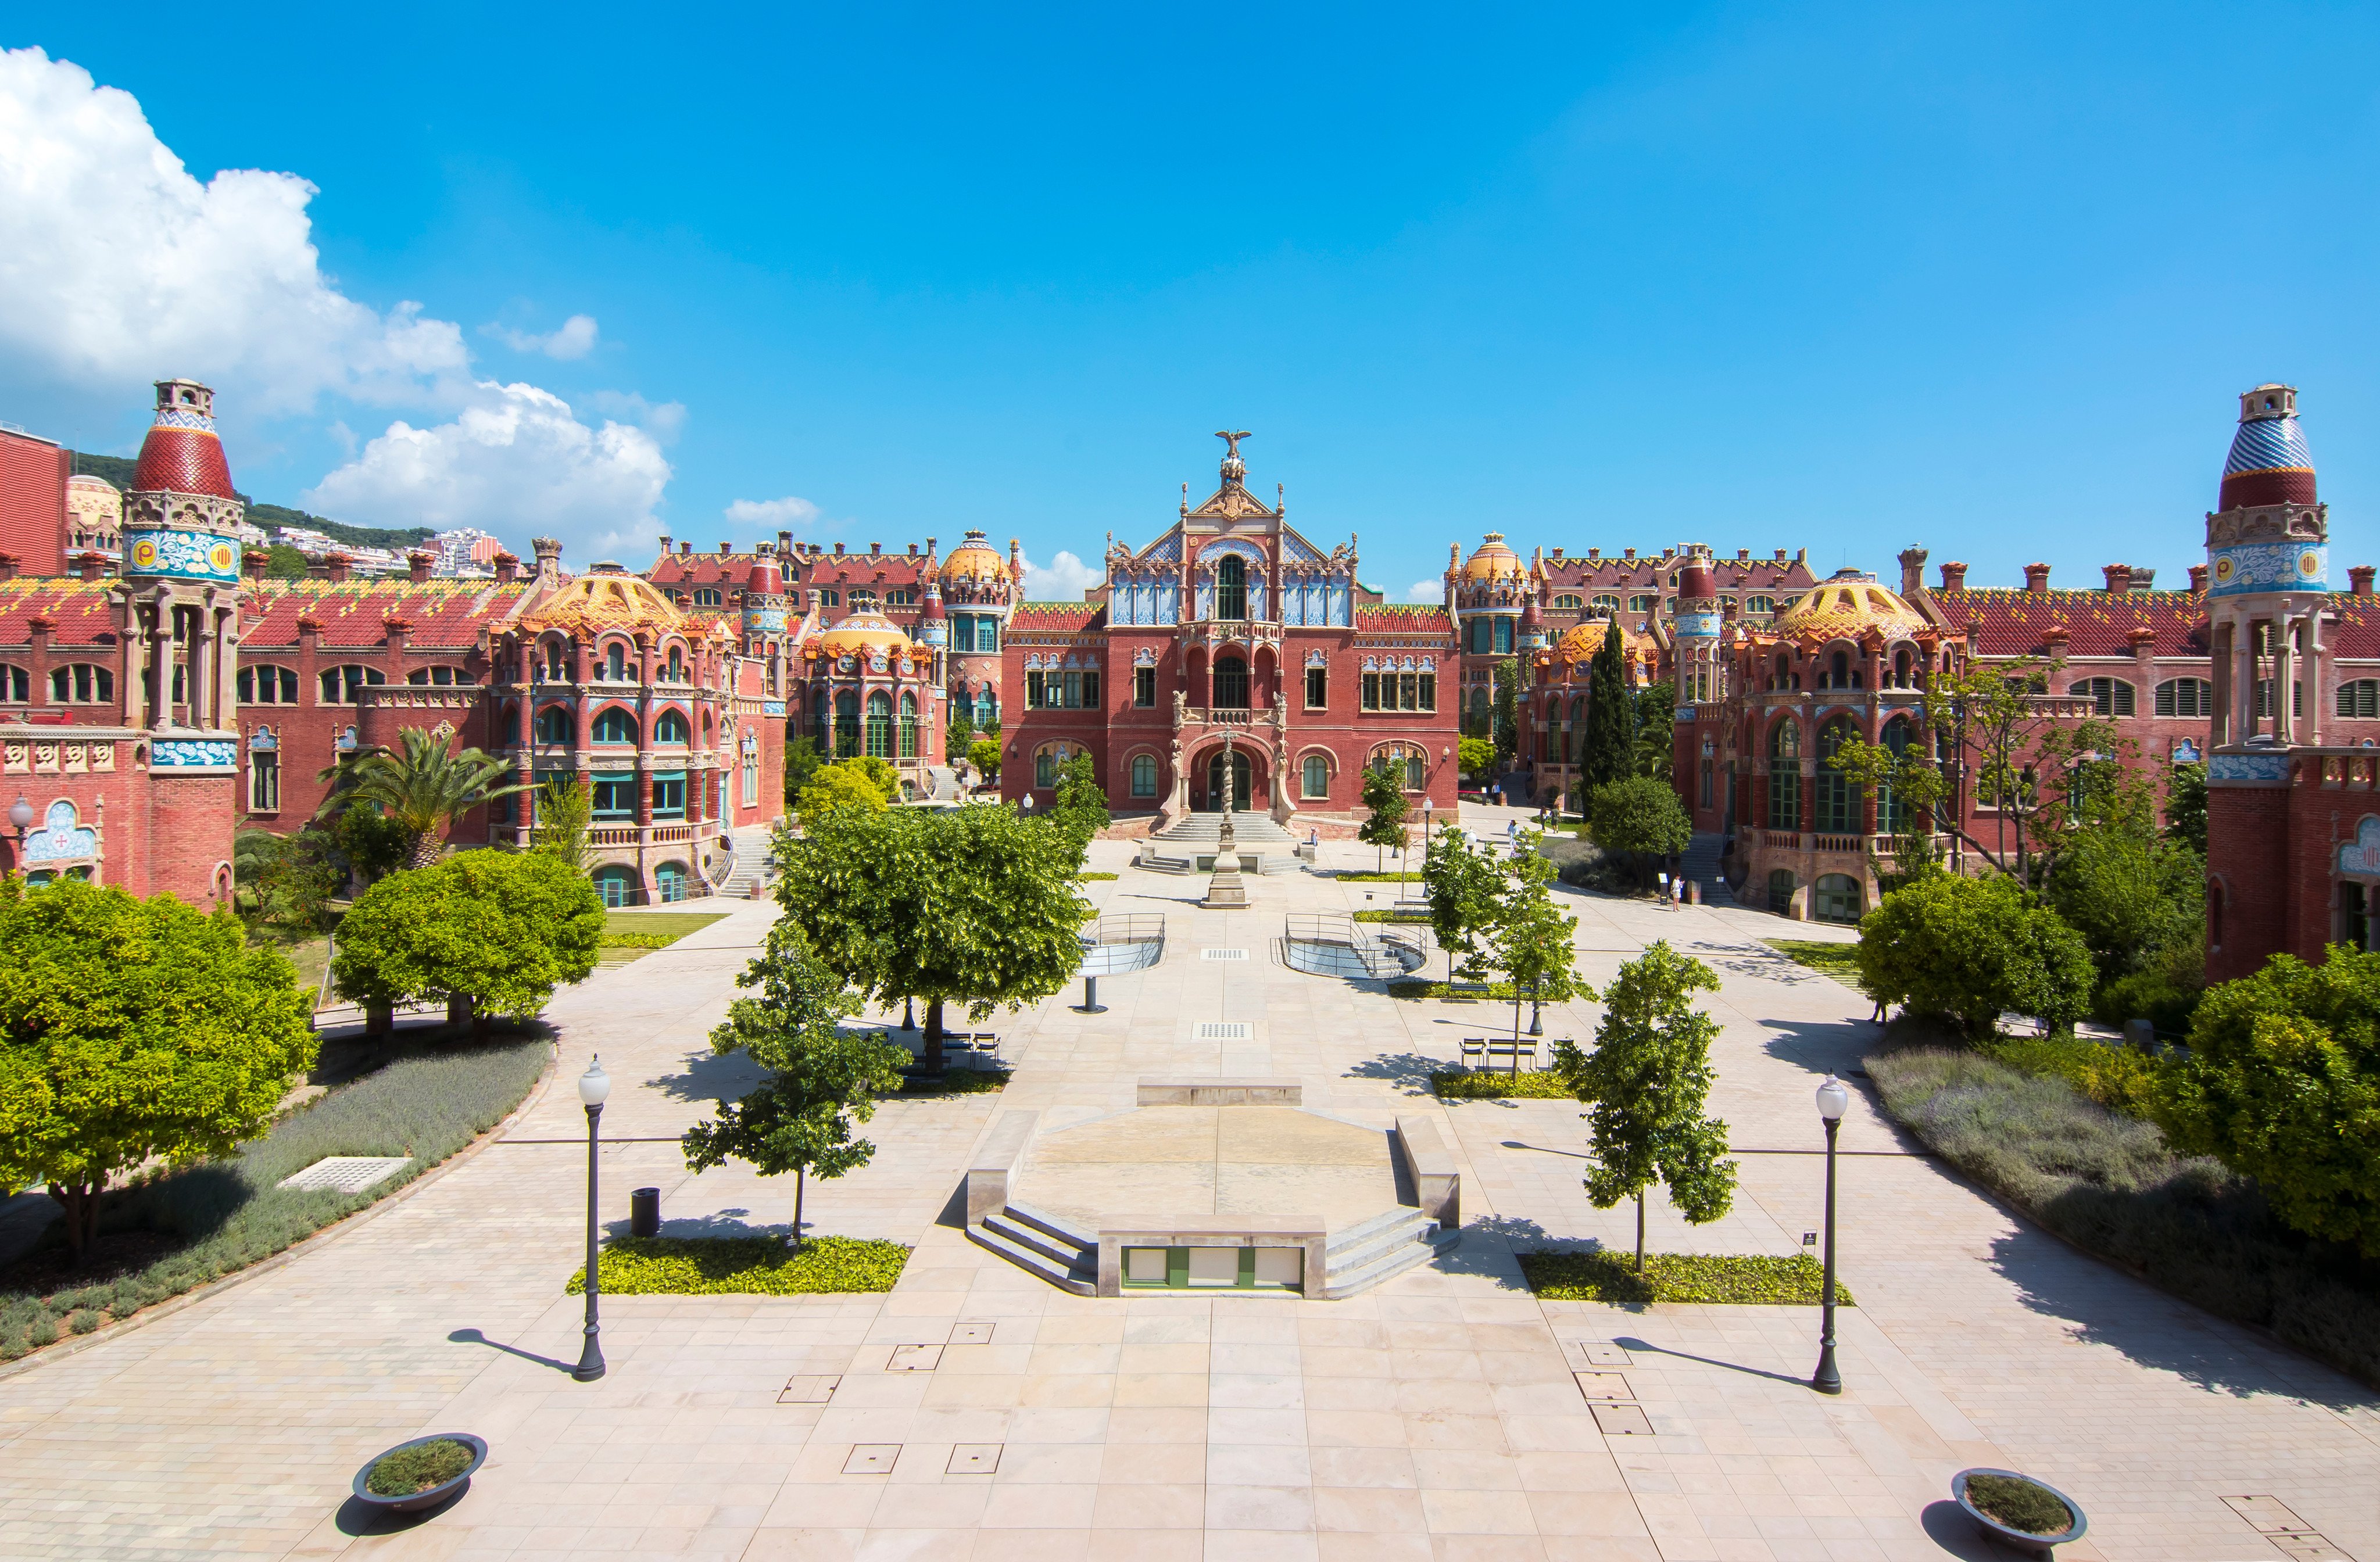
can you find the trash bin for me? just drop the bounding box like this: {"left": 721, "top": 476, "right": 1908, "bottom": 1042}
{"left": 630, "top": 1187, "right": 660, "bottom": 1238}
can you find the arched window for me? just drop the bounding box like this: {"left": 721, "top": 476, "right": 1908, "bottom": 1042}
{"left": 898, "top": 692, "right": 918, "bottom": 758}
{"left": 1768, "top": 721, "right": 1801, "bottom": 830}
{"left": 238, "top": 666, "right": 299, "bottom": 704}
{"left": 865, "top": 691, "right": 893, "bottom": 758}
{"left": 534, "top": 705, "right": 572, "bottom": 744}
{"left": 1892, "top": 648, "right": 1913, "bottom": 689}
{"left": 1215, "top": 554, "right": 1247, "bottom": 620}
{"left": 2160, "top": 678, "right": 2214, "bottom": 718}
{"left": 1821, "top": 650, "right": 1856, "bottom": 690}
{"left": 1813, "top": 873, "right": 1863, "bottom": 925}
{"left": 655, "top": 862, "right": 689, "bottom": 904}
{"left": 978, "top": 689, "right": 998, "bottom": 726}
{"left": 835, "top": 690, "right": 861, "bottom": 758}
{"left": 2068, "top": 677, "right": 2136, "bottom": 717}
{"left": 1406, "top": 753, "right": 1426, "bottom": 791}
{"left": 592, "top": 707, "right": 638, "bottom": 744}
{"left": 654, "top": 708, "right": 690, "bottom": 744}
{"left": 1745, "top": 595, "right": 1776, "bottom": 615}
{"left": 1301, "top": 754, "right": 1329, "bottom": 798}
{"left": 1814, "top": 717, "right": 1860, "bottom": 833}
{"left": 1214, "top": 655, "right": 1250, "bottom": 709}
{"left": 405, "top": 666, "right": 467, "bottom": 686}
{"left": 1132, "top": 753, "right": 1159, "bottom": 797}
{"left": 538, "top": 639, "right": 568, "bottom": 681}
{"left": 592, "top": 866, "right": 638, "bottom": 909}
{"left": 1590, "top": 594, "right": 1621, "bottom": 616}
{"left": 1767, "top": 869, "right": 1795, "bottom": 916}
{"left": 664, "top": 647, "right": 687, "bottom": 683}
{"left": 2338, "top": 680, "right": 2380, "bottom": 720}
{"left": 0, "top": 665, "right": 24, "bottom": 703}
{"left": 1877, "top": 717, "right": 1913, "bottom": 836}
{"left": 692, "top": 588, "right": 723, "bottom": 607}
{"left": 602, "top": 642, "right": 629, "bottom": 681}
{"left": 1553, "top": 594, "right": 1583, "bottom": 611}
{"left": 953, "top": 687, "right": 975, "bottom": 730}
{"left": 318, "top": 665, "right": 384, "bottom": 704}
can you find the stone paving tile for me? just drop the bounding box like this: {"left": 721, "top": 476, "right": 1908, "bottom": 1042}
{"left": 2, "top": 826, "right": 2377, "bottom": 1559}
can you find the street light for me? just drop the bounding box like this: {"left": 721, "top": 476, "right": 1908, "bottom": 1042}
{"left": 8, "top": 796, "right": 33, "bottom": 840}
{"left": 1810, "top": 1074, "right": 1849, "bottom": 1395}
{"left": 574, "top": 1056, "right": 610, "bottom": 1382}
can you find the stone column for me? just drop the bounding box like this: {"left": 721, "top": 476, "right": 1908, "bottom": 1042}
{"left": 2210, "top": 618, "right": 2233, "bottom": 747}
{"left": 2302, "top": 612, "right": 2325, "bottom": 747}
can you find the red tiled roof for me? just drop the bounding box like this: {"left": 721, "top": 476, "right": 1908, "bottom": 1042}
{"left": 243, "top": 580, "right": 534, "bottom": 649}
{"left": 1937, "top": 587, "right": 2211, "bottom": 658}
{"left": 792, "top": 552, "right": 935, "bottom": 586}
{"left": 1358, "top": 604, "right": 1454, "bottom": 632}
{"left": 1538, "top": 554, "right": 1816, "bottom": 590}
{"left": 1008, "top": 602, "right": 1105, "bottom": 633}
{"left": 647, "top": 552, "right": 765, "bottom": 587}
{"left": 0, "top": 580, "right": 120, "bottom": 647}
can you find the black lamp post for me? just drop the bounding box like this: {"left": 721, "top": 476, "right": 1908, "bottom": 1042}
{"left": 574, "top": 1056, "right": 610, "bottom": 1382}
{"left": 1811, "top": 1074, "right": 1849, "bottom": 1395}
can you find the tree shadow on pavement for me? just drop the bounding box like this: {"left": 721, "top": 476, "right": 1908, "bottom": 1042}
{"left": 649, "top": 1044, "right": 765, "bottom": 1105}
{"left": 1345, "top": 1051, "right": 1442, "bottom": 1096}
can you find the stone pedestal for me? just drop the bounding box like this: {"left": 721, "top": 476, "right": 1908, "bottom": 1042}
{"left": 1204, "top": 808, "right": 1249, "bottom": 908}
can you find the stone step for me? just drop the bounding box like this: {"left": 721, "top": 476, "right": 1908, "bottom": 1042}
{"left": 980, "top": 1209, "right": 1092, "bottom": 1271}
{"left": 1326, "top": 1210, "right": 1439, "bottom": 1276}
{"left": 1001, "top": 1199, "right": 1097, "bottom": 1251}
{"left": 1319, "top": 1221, "right": 1458, "bottom": 1300}
{"left": 1326, "top": 1205, "right": 1429, "bottom": 1258}
{"left": 965, "top": 1217, "right": 1096, "bottom": 1295}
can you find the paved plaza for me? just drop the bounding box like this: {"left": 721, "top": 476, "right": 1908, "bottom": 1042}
{"left": 2, "top": 811, "right": 2377, "bottom": 1561}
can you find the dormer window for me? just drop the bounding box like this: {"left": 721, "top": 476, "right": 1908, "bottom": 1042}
{"left": 693, "top": 587, "right": 723, "bottom": 607}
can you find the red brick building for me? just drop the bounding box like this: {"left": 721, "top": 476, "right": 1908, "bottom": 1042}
{"left": 0, "top": 424, "right": 72, "bottom": 581}
{"left": 1000, "top": 434, "right": 1458, "bottom": 827}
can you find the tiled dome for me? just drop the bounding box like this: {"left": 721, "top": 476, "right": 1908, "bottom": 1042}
{"left": 1774, "top": 572, "right": 1928, "bottom": 642}
{"left": 2220, "top": 384, "right": 2316, "bottom": 510}
{"left": 1461, "top": 533, "right": 1524, "bottom": 583}
{"left": 815, "top": 609, "right": 912, "bottom": 657}
{"left": 520, "top": 574, "right": 689, "bottom": 636}
{"left": 131, "top": 379, "right": 237, "bottom": 499}
{"left": 942, "top": 529, "right": 1008, "bottom": 583}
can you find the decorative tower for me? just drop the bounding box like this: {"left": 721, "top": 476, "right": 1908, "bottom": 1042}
{"left": 2203, "top": 384, "right": 2329, "bottom": 983}
{"left": 118, "top": 379, "right": 245, "bottom": 741}
{"left": 1673, "top": 546, "right": 1722, "bottom": 704}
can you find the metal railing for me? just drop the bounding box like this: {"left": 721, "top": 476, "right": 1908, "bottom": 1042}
{"left": 1283, "top": 913, "right": 1420, "bottom": 980}
{"left": 1080, "top": 912, "right": 1166, "bottom": 975}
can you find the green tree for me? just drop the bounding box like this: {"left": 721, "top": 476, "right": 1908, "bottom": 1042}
{"left": 344, "top": 727, "right": 529, "bottom": 869}
{"left": 780, "top": 805, "right": 1087, "bottom": 1073}
{"left": 263, "top": 542, "right": 309, "bottom": 580}
{"left": 1358, "top": 762, "right": 1411, "bottom": 875}
{"left": 1423, "top": 826, "right": 1502, "bottom": 985}
{"left": 232, "top": 826, "right": 343, "bottom": 934}
{"left": 0, "top": 878, "right": 314, "bottom": 1262}
{"left": 1577, "top": 622, "right": 1637, "bottom": 793}
{"left": 797, "top": 762, "right": 894, "bottom": 829}
{"left": 1553, "top": 941, "right": 1734, "bottom": 1271}
{"left": 2162, "top": 948, "right": 2380, "bottom": 1255}
{"left": 2042, "top": 826, "right": 2203, "bottom": 984}
{"left": 1634, "top": 680, "right": 1675, "bottom": 783}
{"left": 1457, "top": 736, "right": 1497, "bottom": 779}
{"left": 782, "top": 735, "right": 825, "bottom": 806}
{"left": 1491, "top": 657, "right": 1521, "bottom": 771}
{"left": 1586, "top": 775, "right": 1691, "bottom": 886}
{"left": 2164, "top": 758, "right": 2209, "bottom": 855}
{"left": 1052, "top": 752, "right": 1110, "bottom": 839}
{"left": 1854, "top": 872, "right": 2093, "bottom": 1041}
{"left": 331, "top": 850, "right": 602, "bottom": 1031}
{"left": 944, "top": 716, "right": 976, "bottom": 766}
{"left": 682, "top": 920, "right": 909, "bottom": 1247}
{"left": 967, "top": 737, "right": 1002, "bottom": 780}
{"left": 532, "top": 774, "right": 595, "bottom": 875}
{"left": 325, "top": 806, "right": 409, "bottom": 887}
{"left": 1490, "top": 839, "right": 1592, "bottom": 1069}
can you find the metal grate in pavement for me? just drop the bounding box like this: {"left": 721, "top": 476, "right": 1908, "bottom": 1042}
{"left": 1194, "top": 1022, "right": 1252, "bottom": 1041}
{"left": 1201, "top": 948, "right": 1250, "bottom": 961}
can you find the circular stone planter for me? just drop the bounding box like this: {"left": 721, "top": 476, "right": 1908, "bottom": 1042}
{"left": 1952, "top": 1467, "right": 2087, "bottom": 1558}
{"left": 350, "top": 1432, "right": 487, "bottom": 1516}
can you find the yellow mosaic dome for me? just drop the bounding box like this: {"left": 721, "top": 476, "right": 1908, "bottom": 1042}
{"left": 815, "top": 608, "right": 912, "bottom": 658}
{"left": 1461, "top": 532, "right": 1524, "bottom": 582}
{"left": 942, "top": 529, "right": 1010, "bottom": 583}
{"left": 1774, "top": 573, "right": 1929, "bottom": 642}
{"left": 520, "top": 573, "right": 688, "bottom": 636}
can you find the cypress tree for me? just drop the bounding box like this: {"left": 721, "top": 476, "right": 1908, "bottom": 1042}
{"left": 1577, "top": 621, "right": 1637, "bottom": 796}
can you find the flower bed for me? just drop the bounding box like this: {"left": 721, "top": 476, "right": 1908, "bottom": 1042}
{"left": 567, "top": 1234, "right": 910, "bottom": 1296}
{"left": 1432, "top": 1069, "right": 1574, "bottom": 1099}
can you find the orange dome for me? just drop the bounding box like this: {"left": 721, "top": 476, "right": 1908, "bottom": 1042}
{"left": 942, "top": 528, "right": 1009, "bottom": 583}
{"left": 815, "top": 608, "right": 912, "bottom": 658}
{"left": 1775, "top": 572, "right": 1928, "bottom": 642}
{"left": 520, "top": 573, "right": 688, "bottom": 636}
{"left": 1461, "top": 532, "right": 1524, "bottom": 583}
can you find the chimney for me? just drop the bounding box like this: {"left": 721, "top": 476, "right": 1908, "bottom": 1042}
{"left": 1623, "top": 548, "right": 1635, "bottom": 561}
{"left": 324, "top": 552, "right": 353, "bottom": 585}
{"left": 2129, "top": 566, "right": 2156, "bottom": 590}
{"left": 1898, "top": 545, "right": 1928, "bottom": 596}
{"left": 658, "top": 533, "right": 672, "bottom": 554}
{"left": 833, "top": 542, "right": 846, "bottom": 557}
{"left": 907, "top": 543, "right": 917, "bottom": 557}
{"left": 2023, "top": 562, "right": 2051, "bottom": 593}
{"left": 0, "top": 553, "right": 16, "bottom": 582}
{"left": 2188, "top": 563, "right": 2209, "bottom": 593}
{"left": 2100, "top": 563, "right": 2133, "bottom": 593}
{"left": 1794, "top": 547, "right": 1808, "bottom": 565}
{"left": 2352, "top": 565, "right": 2377, "bottom": 597}
{"left": 243, "top": 549, "right": 270, "bottom": 582}
{"left": 871, "top": 542, "right": 882, "bottom": 557}
{"left": 1587, "top": 548, "right": 1600, "bottom": 560}
{"left": 492, "top": 550, "right": 521, "bottom": 585}
{"left": 407, "top": 550, "right": 435, "bottom": 584}
{"left": 76, "top": 551, "right": 106, "bottom": 584}
{"left": 1551, "top": 547, "right": 1565, "bottom": 559}
{"left": 1939, "top": 561, "right": 1969, "bottom": 592}
{"left": 778, "top": 529, "right": 793, "bottom": 554}
{"left": 679, "top": 541, "right": 692, "bottom": 556}
{"left": 532, "top": 536, "right": 564, "bottom": 586}
{"left": 718, "top": 540, "right": 732, "bottom": 556}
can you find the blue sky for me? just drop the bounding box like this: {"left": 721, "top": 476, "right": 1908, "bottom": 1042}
{"left": 2, "top": 3, "right": 2377, "bottom": 599}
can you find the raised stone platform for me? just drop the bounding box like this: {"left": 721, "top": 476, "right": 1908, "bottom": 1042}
{"left": 1135, "top": 1077, "right": 1301, "bottom": 1106}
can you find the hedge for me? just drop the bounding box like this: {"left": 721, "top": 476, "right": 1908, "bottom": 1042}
{"left": 1518, "top": 1250, "right": 1853, "bottom": 1306}
{"left": 567, "top": 1234, "right": 910, "bottom": 1296}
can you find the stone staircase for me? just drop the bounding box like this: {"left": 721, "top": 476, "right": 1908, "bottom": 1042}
{"left": 1320, "top": 1208, "right": 1460, "bottom": 1298}
{"left": 1680, "top": 829, "right": 1731, "bottom": 905}
{"left": 1140, "top": 810, "right": 1302, "bottom": 874}
{"left": 967, "top": 1200, "right": 1097, "bottom": 1295}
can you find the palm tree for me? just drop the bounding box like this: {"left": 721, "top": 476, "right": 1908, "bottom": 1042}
{"left": 346, "top": 728, "right": 530, "bottom": 869}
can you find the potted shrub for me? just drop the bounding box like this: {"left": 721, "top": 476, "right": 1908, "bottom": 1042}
{"left": 350, "top": 1432, "right": 487, "bottom": 1516}
{"left": 1952, "top": 1467, "right": 2087, "bottom": 1557}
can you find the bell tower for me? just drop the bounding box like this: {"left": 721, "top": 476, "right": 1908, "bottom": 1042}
{"left": 117, "top": 379, "right": 245, "bottom": 739}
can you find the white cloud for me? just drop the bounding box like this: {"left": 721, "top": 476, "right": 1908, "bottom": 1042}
{"left": 486, "top": 314, "right": 599, "bottom": 360}
{"left": 725, "top": 496, "right": 821, "bottom": 529}
{"left": 586, "top": 390, "right": 685, "bottom": 442}
{"left": 1401, "top": 578, "right": 1446, "bottom": 603}
{"left": 1021, "top": 549, "right": 1102, "bottom": 601}
{"left": 0, "top": 46, "right": 468, "bottom": 411}
{"left": 303, "top": 381, "right": 671, "bottom": 563}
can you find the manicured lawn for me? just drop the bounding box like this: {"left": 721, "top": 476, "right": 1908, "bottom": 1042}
{"left": 1335, "top": 870, "right": 1423, "bottom": 883}
{"left": 1762, "top": 938, "right": 1864, "bottom": 986}
{"left": 1518, "top": 1250, "right": 1852, "bottom": 1306}
{"left": 599, "top": 910, "right": 731, "bottom": 961}
{"left": 1388, "top": 979, "right": 1519, "bottom": 1001}
{"left": 568, "top": 1234, "right": 911, "bottom": 1296}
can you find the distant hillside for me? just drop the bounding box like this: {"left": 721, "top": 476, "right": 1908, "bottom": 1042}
{"left": 68, "top": 451, "right": 435, "bottom": 552}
